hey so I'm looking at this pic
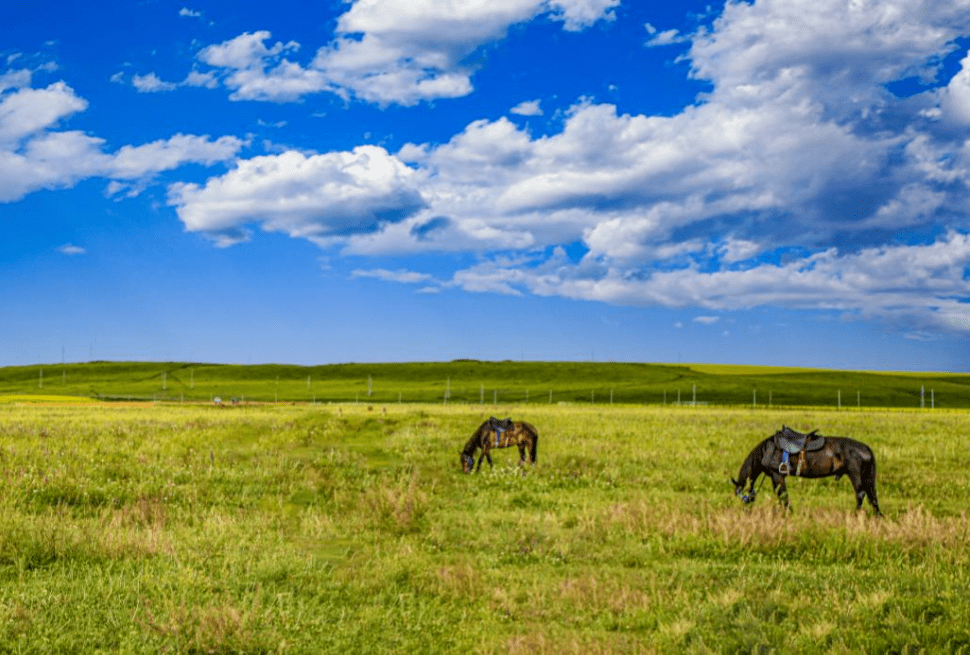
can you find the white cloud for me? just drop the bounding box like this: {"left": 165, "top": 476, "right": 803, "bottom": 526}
{"left": 57, "top": 243, "right": 85, "bottom": 255}
{"left": 182, "top": 69, "right": 219, "bottom": 89}
{"left": 167, "top": 146, "right": 426, "bottom": 242}
{"left": 157, "top": 0, "right": 970, "bottom": 336}
{"left": 435, "top": 232, "right": 970, "bottom": 335}
{"left": 644, "top": 26, "right": 687, "bottom": 48}
{"left": 0, "top": 82, "right": 87, "bottom": 145}
{"left": 937, "top": 52, "right": 970, "bottom": 125}
{"left": 186, "top": 0, "right": 618, "bottom": 106}
{"left": 179, "top": 7, "right": 202, "bottom": 18}
{"left": 351, "top": 268, "right": 435, "bottom": 284}
{"left": 693, "top": 316, "right": 720, "bottom": 325}
{"left": 107, "top": 134, "right": 246, "bottom": 181}
{"left": 510, "top": 99, "right": 543, "bottom": 116}
{"left": 0, "top": 79, "right": 244, "bottom": 202}
{"left": 549, "top": 0, "right": 618, "bottom": 31}
{"left": 197, "top": 31, "right": 327, "bottom": 102}
{"left": 132, "top": 72, "right": 178, "bottom": 93}
{"left": 0, "top": 67, "right": 32, "bottom": 93}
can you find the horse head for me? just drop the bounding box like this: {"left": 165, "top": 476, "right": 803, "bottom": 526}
{"left": 460, "top": 452, "right": 475, "bottom": 474}
{"left": 731, "top": 476, "right": 756, "bottom": 504}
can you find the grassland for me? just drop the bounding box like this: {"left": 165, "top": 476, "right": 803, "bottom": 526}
{"left": 0, "top": 401, "right": 968, "bottom": 653}
{"left": 2, "top": 360, "right": 969, "bottom": 408}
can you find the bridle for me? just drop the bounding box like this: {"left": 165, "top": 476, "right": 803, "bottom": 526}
{"left": 737, "top": 473, "right": 766, "bottom": 504}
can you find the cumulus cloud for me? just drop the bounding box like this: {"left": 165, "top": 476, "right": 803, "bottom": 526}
{"left": 131, "top": 72, "right": 177, "bottom": 93}
{"left": 510, "top": 99, "right": 543, "bottom": 116}
{"left": 179, "top": 0, "right": 618, "bottom": 106}
{"left": 167, "top": 146, "right": 426, "bottom": 243}
{"left": 644, "top": 23, "right": 687, "bottom": 48}
{"left": 406, "top": 231, "right": 970, "bottom": 335}
{"left": 0, "top": 79, "right": 244, "bottom": 203}
{"left": 161, "top": 0, "right": 970, "bottom": 336}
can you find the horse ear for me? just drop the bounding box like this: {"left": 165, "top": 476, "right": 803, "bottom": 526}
{"left": 809, "top": 429, "right": 818, "bottom": 436}
{"left": 730, "top": 477, "right": 739, "bottom": 486}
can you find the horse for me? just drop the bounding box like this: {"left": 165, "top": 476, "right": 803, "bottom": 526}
{"left": 732, "top": 426, "right": 881, "bottom": 515}
{"left": 460, "top": 416, "right": 539, "bottom": 473}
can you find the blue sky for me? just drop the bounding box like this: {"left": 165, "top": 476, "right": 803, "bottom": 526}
{"left": 3, "top": 0, "right": 970, "bottom": 371}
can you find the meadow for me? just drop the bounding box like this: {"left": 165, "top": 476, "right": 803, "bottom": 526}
{"left": 2, "top": 360, "right": 969, "bottom": 408}
{"left": 0, "top": 400, "right": 968, "bottom": 653}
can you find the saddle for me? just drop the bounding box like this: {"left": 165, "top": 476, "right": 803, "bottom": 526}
{"left": 487, "top": 416, "right": 512, "bottom": 447}
{"left": 773, "top": 426, "right": 825, "bottom": 475}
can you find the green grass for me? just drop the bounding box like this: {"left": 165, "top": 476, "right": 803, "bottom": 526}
{"left": 0, "top": 403, "right": 968, "bottom": 652}
{"left": 2, "top": 360, "right": 969, "bottom": 408}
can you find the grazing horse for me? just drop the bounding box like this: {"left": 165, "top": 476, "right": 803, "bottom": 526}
{"left": 460, "top": 416, "right": 539, "bottom": 473}
{"left": 732, "top": 427, "right": 881, "bottom": 515}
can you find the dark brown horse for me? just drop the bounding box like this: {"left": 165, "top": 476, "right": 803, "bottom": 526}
{"left": 732, "top": 427, "right": 881, "bottom": 515}
{"left": 460, "top": 416, "right": 539, "bottom": 473}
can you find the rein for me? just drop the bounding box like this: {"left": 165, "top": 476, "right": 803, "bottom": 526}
{"left": 744, "top": 473, "right": 766, "bottom": 503}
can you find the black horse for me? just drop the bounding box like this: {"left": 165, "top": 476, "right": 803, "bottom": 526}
{"left": 732, "top": 427, "right": 881, "bottom": 515}
{"left": 460, "top": 416, "right": 539, "bottom": 473}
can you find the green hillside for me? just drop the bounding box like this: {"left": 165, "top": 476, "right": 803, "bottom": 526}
{"left": 2, "top": 360, "right": 968, "bottom": 409}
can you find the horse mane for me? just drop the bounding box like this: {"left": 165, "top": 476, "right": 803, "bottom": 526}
{"left": 738, "top": 437, "right": 770, "bottom": 483}
{"left": 461, "top": 420, "right": 490, "bottom": 456}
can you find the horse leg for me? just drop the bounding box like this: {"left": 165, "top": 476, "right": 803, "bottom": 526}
{"left": 852, "top": 458, "right": 881, "bottom": 516}
{"left": 864, "top": 456, "right": 881, "bottom": 516}
{"left": 770, "top": 473, "right": 790, "bottom": 510}
{"left": 846, "top": 462, "right": 868, "bottom": 512}
{"left": 517, "top": 444, "right": 526, "bottom": 467}
{"left": 866, "top": 483, "right": 881, "bottom": 516}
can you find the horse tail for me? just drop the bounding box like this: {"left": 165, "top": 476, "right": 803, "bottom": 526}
{"left": 863, "top": 445, "right": 877, "bottom": 489}
{"left": 862, "top": 444, "right": 881, "bottom": 515}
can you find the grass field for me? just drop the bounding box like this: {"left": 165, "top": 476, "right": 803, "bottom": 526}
{"left": 2, "top": 360, "right": 969, "bottom": 409}
{"left": 0, "top": 401, "right": 968, "bottom": 653}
